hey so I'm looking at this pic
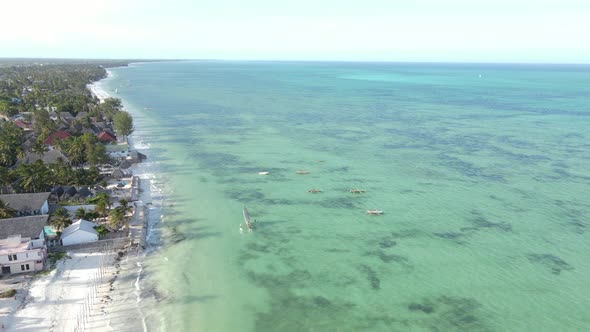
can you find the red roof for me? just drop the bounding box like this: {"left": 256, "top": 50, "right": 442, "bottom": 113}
{"left": 44, "top": 131, "right": 71, "bottom": 145}
{"left": 14, "top": 120, "right": 31, "bottom": 129}
{"left": 97, "top": 131, "right": 116, "bottom": 142}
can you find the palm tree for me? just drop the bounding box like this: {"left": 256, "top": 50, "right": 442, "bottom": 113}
{"left": 118, "top": 199, "right": 133, "bottom": 215}
{"left": 16, "top": 160, "right": 50, "bottom": 193}
{"left": 74, "top": 207, "right": 88, "bottom": 220}
{"left": 29, "top": 141, "right": 48, "bottom": 157}
{"left": 0, "top": 199, "right": 16, "bottom": 219}
{"left": 51, "top": 207, "right": 72, "bottom": 231}
{"left": 66, "top": 137, "right": 85, "bottom": 165}
{"left": 108, "top": 208, "right": 124, "bottom": 230}
{"left": 116, "top": 199, "right": 133, "bottom": 229}
{"left": 94, "top": 200, "right": 108, "bottom": 218}
{"left": 90, "top": 192, "right": 111, "bottom": 218}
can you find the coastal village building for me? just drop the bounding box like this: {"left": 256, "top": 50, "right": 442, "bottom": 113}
{"left": 17, "top": 149, "right": 68, "bottom": 165}
{"left": 0, "top": 192, "right": 50, "bottom": 216}
{"left": 58, "top": 112, "right": 74, "bottom": 126}
{"left": 97, "top": 130, "right": 117, "bottom": 143}
{"left": 0, "top": 235, "right": 46, "bottom": 275}
{"left": 43, "top": 131, "right": 71, "bottom": 150}
{"left": 105, "top": 143, "right": 130, "bottom": 159}
{"left": 0, "top": 213, "right": 49, "bottom": 275}
{"left": 14, "top": 120, "right": 32, "bottom": 131}
{"left": 60, "top": 219, "right": 99, "bottom": 246}
{"left": 0, "top": 215, "right": 49, "bottom": 240}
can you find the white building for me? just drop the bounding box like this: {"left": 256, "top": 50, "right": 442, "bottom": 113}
{"left": 105, "top": 143, "right": 130, "bottom": 159}
{"left": 60, "top": 219, "right": 99, "bottom": 246}
{"left": 0, "top": 235, "right": 46, "bottom": 275}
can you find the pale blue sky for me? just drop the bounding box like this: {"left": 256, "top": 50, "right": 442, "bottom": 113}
{"left": 1, "top": 0, "right": 589, "bottom": 63}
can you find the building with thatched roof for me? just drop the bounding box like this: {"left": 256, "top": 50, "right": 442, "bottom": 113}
{"left": 0, "top": 193, "right": 50, "bottom": 217}
{"left": 0, "top": 215, "right": 49, "bottom": 240}
{"left": 76, "top": 187, "right": 93, "bottom": 199}
{"left": 17, "top": 149, "right": 68, "bottom": 165}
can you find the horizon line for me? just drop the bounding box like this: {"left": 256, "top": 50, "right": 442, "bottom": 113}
{"left": 1, "top": 57, "right": 589, "bottom": 66}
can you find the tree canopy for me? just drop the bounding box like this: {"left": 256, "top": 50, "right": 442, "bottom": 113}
{"left": 113, "top": 111, "right": 133, "bottom": 137}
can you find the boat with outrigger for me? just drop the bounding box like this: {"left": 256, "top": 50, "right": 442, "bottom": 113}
{"left": 367, "top": 210, "right": 384, "bottom": 215}
{"left": 307, "top": 189, "right": 322, "bottom": 193}
{"left": 350, "top": 189, "right": 366, "bottom": 193}
{"left": 241, "top": 207, "right": 253, "bottom": 232}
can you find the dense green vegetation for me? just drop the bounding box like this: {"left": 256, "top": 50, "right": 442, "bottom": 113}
{"left": 0, "top": 160, "right": 102, "bottom": 193}
{"left": 0, "top": 61, "right": 133, "bottom": 195}
{"left": 0, "top": 198, "right": 16, "bottom": 218}
{"left": 113, "top": 111, "right": 134, "bottom": 137}
{"left": 51, "top": 207, "right": 73, "bottom": 231}
{"left": 0, "top": 60, "right": 141, "bottom": 235}
{"left": 0, "top": 122, "right": 25, "bottom": 166}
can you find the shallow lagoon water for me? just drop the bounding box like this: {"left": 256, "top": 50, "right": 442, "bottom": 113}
{"left": 101, "top": 62, "right": 590, "bottom": 331}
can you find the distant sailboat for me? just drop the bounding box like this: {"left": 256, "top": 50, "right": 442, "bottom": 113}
{"left": 115, "top": 88, "right": 119, "bottom": 93}
{"left": 242, "top": 207, "right": 253, "bottom": 232}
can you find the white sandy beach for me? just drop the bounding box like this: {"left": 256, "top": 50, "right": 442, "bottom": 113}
{"left": 4, "top": 251, "right": 113, "bottom": 331}
{"left": 2, "top": 246, "right": 146, "bottom": 332}
{"left": 87, "top": 70, "right": 112, "bottom": 103}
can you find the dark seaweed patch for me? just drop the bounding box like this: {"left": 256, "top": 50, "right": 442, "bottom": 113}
{"left": 324, "top": 248, "right": 351, "bottom": 253}
{"left": 313, "top": 296, "right": 331, "bottom": 307}
{"left": 437, "top": 296, "right": 486, "bottom": 330}
{"left": 553, "top": 199, "right": 589, "bottom": 234}
{"left": 168, "top": 226, "right": 186, "bottom": 244}
{"left": 391, "top": 229, "right": 427, "bottom": 239}
{"left": 327, "top": 166, "right": 350, "bottom": 173}
{"left": 225, "top": 188, "right": 295, "bottom": 206}
{"left": 468, "top": 210, "right": 512, "bottom": 232}
{"left": 315, "top": 195, "right": 365, "bottom": 209}
{"left": 253, "top": 287, "right": 356, "bottom": 331}
{"left": 357, "top": 264, "right": 380, "bottom": 290}
{"left": 438, "top": 154, "right": 505, "bottom": 182}
{"left": 434, "top": 232, "right": 466, "bottom": 244}
{"left": 365, "top": 250, "right": 409, "bottom": 264}
{"left": 378, "top": 238, "right": 397, "bottom": 248}
{"left": 527, "top": 253, "right": 574, "bottom": 275}
{"left": 408, "top": 302, "right": 435, "bottom": 314}
{"left": 246, "top": 243, "right": 271, "bottom": 253}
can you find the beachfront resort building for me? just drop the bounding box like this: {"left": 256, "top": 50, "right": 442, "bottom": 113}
{"left": 105, "top": 143, "right": 130, "bottom": 159}
{"left": 0, "top": 235, "right": 46, "bottom": 275}
{"left": 60, "top": 219, "right": 99, "bottom": 246}
{"left": 0, "top": 192, "right": 50, "bottom": 216}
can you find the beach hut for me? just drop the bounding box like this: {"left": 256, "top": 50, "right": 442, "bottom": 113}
{"left": 51, "top": 186, "right": 64, "bottom": 198}
{"left": 61, "top": 186, "right": 78, "bottom": 200}
{"left": 76, "top": 187, "right": 93, "bottom": 199}
{"left": 111, "top": 168, "right": 127, "bottom": 180}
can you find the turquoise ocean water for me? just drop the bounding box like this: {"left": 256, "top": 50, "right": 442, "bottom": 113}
{"left": 100, "top": 61, "right": 590, "bottom": 331}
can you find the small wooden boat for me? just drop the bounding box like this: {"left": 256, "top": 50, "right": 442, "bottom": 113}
{"left": 350, "top": 189, "right": 366, "bottom": 193}
{"left": 243, "top": 207, "right": 253, "bottom": 231}
{"left": 307, "top": 189, "right": 322, "bottom": 193}
{"left": 296, "top": 170, "right": 310, "bottom": 174}
{"left": 367, "top": 210, "right": 384, "bottom": 215}
{"left": 258, "top": 171, "right": 269, "bottom": 175}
